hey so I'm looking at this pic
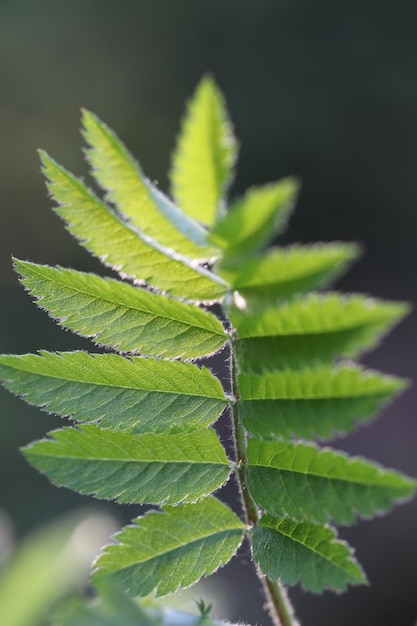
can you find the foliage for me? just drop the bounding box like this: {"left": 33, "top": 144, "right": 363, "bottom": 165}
{"left": 1, "top": 76, "right": 415, "bottom": 626}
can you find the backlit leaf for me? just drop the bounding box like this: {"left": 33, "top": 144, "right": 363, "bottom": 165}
{"left": 39, "top": 151, "right": 227, "bottom": 301}
{"left": 23, "top": 425, "right": 231, "bottom": 505}
{"left": 170, "top": 76, "right": 237, "bottom": 226}
{"left": 94, "top": 497, "right": 244, "bottom": 597}
{"left": 217, "top": 243, "right": 360, "bottom": 300}
{"left": 14, "top": 260, "right": 228, "bottom": 359}
{"left": 0, "top": 351, "right": 228, "bottom": 434}
{"left": 82, "top": 109, "right": 216, "bottom": 259}
{"left": 209, "top": 179, "right": 299, "bottom": 259}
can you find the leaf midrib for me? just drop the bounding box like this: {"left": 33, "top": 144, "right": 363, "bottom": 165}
{"left": 28, "top": 450, "right": 232, "bottom": 466}
{"left": 3, "top": 358, "right": 228, "bottom": 401}
{"left": 251, "top": 463, "right": 405, "bottom": 489}
{"left": 237, "top": 317, "right": 396, "bottom": 339}
{"left": 107, "top": 526, "right": 243, "bottom": 571}
{"left": 30, "top": 267, "right": 227, "bottom": 339}
{"left": 243, "top": 390, "right": 393, "bottom": 401}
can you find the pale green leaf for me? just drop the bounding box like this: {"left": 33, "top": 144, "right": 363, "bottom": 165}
{"left": 0, "top": 351, "right": 228, "bottom": 435}
{"left": 217, "top": 243, "right": 360, "bottom": 300}
{"left": 23, "top": 425, "right": 231, "bottom": 505}
{"left": 252, "top": 515, "right": 366, "bottom": 593}
{"left": 238, "top": 365, "right": 405, "bottom": 440}
{"left": 94, "top": 497, "right": 244, "bottom": 597}
{"left": 0, "top": 512, "right": 112, "bottom": 626}
{"left": 232, "top": 293, "right": 409, "bottom": 371}
{"left": 209, "top": 179, "right": 299, "bottom": 257}
{"left": 82, "top": 109, "right": 216, "bottom": 259}
{"left": 170, "top": 76, "right": 237, "bottom": 226}
{"left": 39, "top": 151, "right": 227, "bottom": 301}
{"left": 246, "top": 438, "right": 416, "bottom": 524}
{"left": 14, "top": 260, "right": 228, "bottom": 360}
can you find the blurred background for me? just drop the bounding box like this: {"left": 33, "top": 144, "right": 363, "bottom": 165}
{"left": 1, "top": 1, "right": 417, "bottom": 624}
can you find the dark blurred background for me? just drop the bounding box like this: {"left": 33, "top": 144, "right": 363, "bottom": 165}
{"left": 1, "top": 1, "right": 417, "bottom": 624}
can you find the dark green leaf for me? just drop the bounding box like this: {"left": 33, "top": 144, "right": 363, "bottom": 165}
{"left": 232, "top": 292, "right": 409, "bottom": 371}
{"left": 247, "top": 438, "right": 416, "bottom": 524}
{"left": 252, "top": 515, "right": 366, "bottom": 593}
{"left": 238, "top": 365, "right": 406, "bottom": 440}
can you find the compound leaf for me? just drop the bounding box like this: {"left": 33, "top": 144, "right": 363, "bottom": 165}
{"left": 238, "top": 365, "right": 405, "bottom": 440}
{"left": 246, "top": 438, "right": 416, "bottom": 524}
{"left": 94, "top": 497, "right": 245, "bottom": 597}
{"left": 39, "top": 151, "right": 227, "bottom": 301}
{"left": 217, "top": 243, "right": 360, "bottom": 300}
{"left": 209, "top": 178, "right": 299, "bottom": 257}
{"left": 14, "top": 260, "right": 228, "bottom": 360}
{"left": 233, "top": 293, "right": 409, "bottom": 371}
{"left": 0, "top": 351, "right": 228, "bottom": 435}
{"left": 23, "top": 425, "right": 231, "bottom": 505}
{"left": 252, "top": 515, "right": 366, "bottom": 593}
{"left": 82, "top": 109, "right": 216, "bottom": 259}
{"left": 170, "top": 76, "right": 237, "bottom": 226}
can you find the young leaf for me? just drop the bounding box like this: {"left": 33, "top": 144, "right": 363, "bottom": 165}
{"left": 39, "top": 151, "right": 227, "bottom": 301}
{"left": 246, "top": 438, "right": 416, "bottom": 524}
{"left": 232, "top": 293, "right": 409, "bottom": 371}
{"left": 238, "top": 365, "right": 405, "bottom": 440}
{"left": 209, "top": 178, "right": 299, "bottom": 257}
{"left": 93, "top": 497, "right": 245, "bottom": 597}
{"left": 217, "top": 243, "right": 360, "bottom": 300}
{"left": 14, "top": 260, "right": 228, "bottom": 359}
{"left": 170, "top": 76, "right": 237, "bottom": 226}
{"left": 23, "top": 425, "right": 231, "bottom": 505}
{"left": 81, "top": 109, "right": 216, "bottom": 259}
{"left": 0, "top": 351, "right": 228, "bottom": 434}
{"left": 252, "top": 515, "right": 366, "bottom": 593}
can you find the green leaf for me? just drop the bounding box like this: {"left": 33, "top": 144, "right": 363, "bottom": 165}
{"left": 209, "top": 178, "right": 299, "bottom": 257}
{"left": 23, "top": 425, "right": 231, "bottom": 505}
{"left": 39, "top": 151, "right": 227, "bottom": 301}
{"left": 82, "top": 109, "right": 216, "bottom": 259}
{"left": 170, "top": 76, "right": 237, "bottom": 226}
{"left": 233, "top": 293, "right": 409, "bottom": 371}
{"left": 14, "top": 260, "right": 228, "bottom": 360}
{"left": 246, "top": 438, "right": 416, "bottom": 524}
{"left": 238, "top": 365, "right": 405, "bottom": 440}
{"left": 252, "top": 515, "right": 366, "bottom": 593}
{"left": 217, "top": 243, "right": 360, "bottom": 300}
{"left": 94, "top": 497, "right": 245, "bottom": 597}
{"left": 0, "top": 351, "right": 228, "bottom": 435}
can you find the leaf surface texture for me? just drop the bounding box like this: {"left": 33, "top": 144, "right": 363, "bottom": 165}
{"left": 252, "top": 515, "right": 365, "bottom": 593}
{"left": 94, "top": 497, "right": 244, "bottom": 597}
{"left": 0, "top": 351, "right": 228, "bottom": 434}
{"left": 14, "top": 260, "right": 228, "bottom": 359}
{"left": 247, "top": 439, "right": 416, "bottom": 524}
{"left": 170, "top": 76, "right": 237, "bottom": 226}
{"left": 23, "top": 425, "right": 231, "bottom": 505}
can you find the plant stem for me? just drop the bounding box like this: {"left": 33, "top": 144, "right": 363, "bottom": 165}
{"left": 229, "top": 343, "right": 299, "bottom": 626}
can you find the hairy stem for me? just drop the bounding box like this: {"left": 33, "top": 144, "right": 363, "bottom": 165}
{"left": 229, "top": 342, "right": 299, "bottom": 626}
